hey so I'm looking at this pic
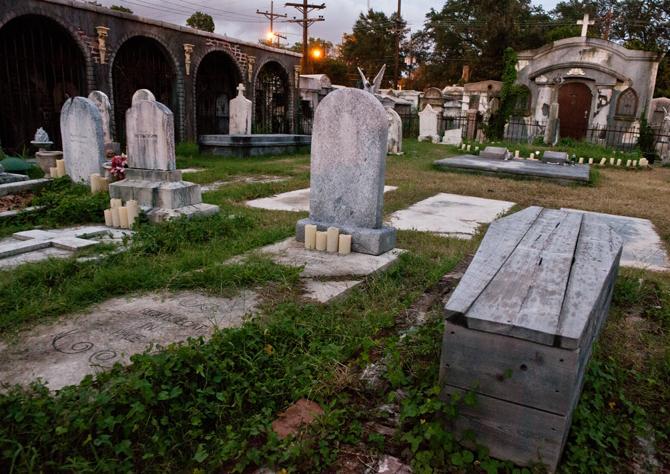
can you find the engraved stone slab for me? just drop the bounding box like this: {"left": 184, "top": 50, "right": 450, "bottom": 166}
{"left": 0, "top": 291, "right": 259, "bottom": 390}
{"left": 60, "top": 97, "right": 106, "bottom": 183}
{"left": 229, "top": 83, "right": 252, "bottom": 135}
{"left": 418, "top": 104, "right": 440, "bottom": 143}
{"left": 126, "top": 98, "right": 176, "bottom": 171}
{"left": 479, "top": 146, "right": 509, "bottom": 160}
{"left": 296, "top": 87, "right": 396, "bottom": 255}
{"left": 542, "top": 150, "right": 569, "bottom": 164}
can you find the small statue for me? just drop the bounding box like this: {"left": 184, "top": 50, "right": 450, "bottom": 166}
{"left": 33, "top": 127, "right": 50, "bottom": 143}
{"left": 357, "top": 64, "right": 386, "bottom": 95}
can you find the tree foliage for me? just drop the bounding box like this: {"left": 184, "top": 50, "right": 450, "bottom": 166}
{"left": 186, "top": 11, "right": 215, "bottom": 33}
{"left": 110, "top": 5, "right": 133, "bottom": 14}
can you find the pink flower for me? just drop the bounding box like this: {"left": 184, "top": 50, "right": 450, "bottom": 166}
{"left": 110, "top": 155, "right": 128, "bottom": 180}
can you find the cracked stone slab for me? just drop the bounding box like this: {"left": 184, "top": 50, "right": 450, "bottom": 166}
{"left": 388, "top": 193, "right": 515, "bottom": 239}
{"left": 562, "top": 208, "right": 670, "bottom": 272}
{"left": 0, "top": 290, "right": 259, "bottom": 391}
{"left": 246, "top": 186, "right": 398, "bottom": 213}
{"left": 201, "top": 175, "right": 288, "bottom": 192}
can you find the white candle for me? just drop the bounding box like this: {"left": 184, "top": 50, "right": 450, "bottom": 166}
{"left": 56, "top": 159, "right": 66, "bottom": 178}
{"left": 326, "top": 227, "right": 339, "bottom": 253}
{"left": 514, "top": 150, "right": 520, "bottom": 158}
{"left": 632, "top": 160, "right": 638, "bottom": 167}
{"left": 466, "top": 145, "right": 471, "bottom": 152}
{"left": 90, "top": 173, "right": 101, "bottom": 193}
{"left": 127, "top": 200, "right": 139, "bottom": 227}
{"left": 600, "top": 158, "right": 606, "bottom": 166}
{"left": 118, "top": 207, "right": 129, "bottom": 229}
{"left": 578, "top": 157, "right": 584, "bottom": 164}
{"left": 111, "top": 207, "right": 121, "bottom": 228}
{"left": 529, "top": 153, "right": 535, "bottom": 160}
{"left": 110, "top": 198, "right": 122, "bottom": 208}
{"left": 475, "top": 146, "right": 479, "bottom": 152}
{"left": 315, "top": 231, "right": 327, "bottom": 251}
{"left": 616, "top": 159, "right": 622, "bottom": 166}
{"left": 609, "top": 158, "right": 615, "bottom": 166}
{"left": 50, "top": 167, "right": 58, "bottom": 178}
{"left": 304, "top": 224, "right": 317, "bottom": 250}
{"left": 588, "top": 158, "right": 593, "bottom": 165}
{"left": 104, "top": 209, "right": 113, "bottom": 226}
{"left": 626, "top": 160, "right": 631, "bottom": 167}
{"left": 338, "top": 234, "right": 352, "bottom": 255}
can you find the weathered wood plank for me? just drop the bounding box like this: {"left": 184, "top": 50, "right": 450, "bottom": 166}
{"left": 557, "top": 213, "right": 623, "bottom": 349}
{"left": 441, "top": 385, "right": 569, "bottom": 472}
{"left": 445, "top": 206, "right": 542, "bottom": 317}
{"left": 466, "top": 209, "right": 583, "bottom": 345}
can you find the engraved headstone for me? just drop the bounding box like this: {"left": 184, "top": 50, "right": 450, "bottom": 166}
{"left": 60, "top": 97, "right": 106, "bottom": 183}
{"left": 386, "top": 107, "right": 403, "bottom": 155}
{"left": 229, "top": 83, "right": 252, "bottom": 135}
{"left": 418, "top": 104, "right": 440, "bottom": 143}
{"left": 126, "top": 97, "right": 175, "bottom": 170}
{"left": 541, "top": 150, "right": 569, "bottom": 164}
{"left": 296, "top": 87, "right": 396, "bottom": 255}
{"left": 442, "top": 128, "right": 462, "bottom": 146}
{"left": 480, "top": 146, "right": 510, "bottom": 160}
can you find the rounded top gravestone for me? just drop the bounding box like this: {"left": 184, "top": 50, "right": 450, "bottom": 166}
{"left": 126, "top": 98, "right": 176, "bottom": 171}
{"left": 309, "top": 87, "right": 388, "bottom": 229}
{"left": 88, "top": 90, "right": 113, "bottom": 145}
{"left": 132, "top": 89, "right": 156, "bottom": 105}
{"left": 60, "top": 97, "right": 106, "bottom": 183}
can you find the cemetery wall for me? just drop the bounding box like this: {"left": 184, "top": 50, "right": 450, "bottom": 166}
{"left": 0, "top": 0, "right": 301, "bottom": 144}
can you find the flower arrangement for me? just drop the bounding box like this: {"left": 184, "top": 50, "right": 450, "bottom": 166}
{"left": 109, "top": 154, "right": 128, "bottom": 180}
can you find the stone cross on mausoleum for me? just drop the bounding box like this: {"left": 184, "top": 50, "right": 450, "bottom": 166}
{"left": 237, "top": 83, "right": 246, "bottom": 96}
{"left": 577, "top": 13, "right": 595, "bottom": 37}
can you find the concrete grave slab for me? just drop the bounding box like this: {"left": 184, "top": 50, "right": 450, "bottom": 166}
{"left": 303, "top": 279, "right": 362, "bottom": 303}
{"left": 434, "top": 156, "right": 590, "bottom": 183}
{"left": 246, "top": 186, "right": 398, "bottom": 213}
{"left": 0, "top": 290, "right": 259, "bottom": 390}
{"left": 201, "top": 175, "right": 288, "bottom": 192}
{"left": 388, "top": 193, "right": 515, "bottom": 239}
{"left": 562, "top": 208, "right": 670, "bottom": 271}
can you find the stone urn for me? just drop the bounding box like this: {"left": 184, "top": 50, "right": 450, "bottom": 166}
{"left": 35, "top": 150, "right": 63, "bottom": 173}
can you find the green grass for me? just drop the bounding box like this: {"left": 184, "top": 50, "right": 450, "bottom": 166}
{"left": 0, "top": 140, "right": 668, "bottom": 472}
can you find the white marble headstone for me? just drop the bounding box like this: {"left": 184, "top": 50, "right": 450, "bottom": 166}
{"left": 88, "top": 91, "right": 113, "bottom": 146}
{"left": 386, "top": 107, "right": 403, "bottom": 155}
{"left": 229, "top": 83, "right": 252, "bottom": 135}
{"left": 132, "top": 89, "right": 156, "bottom": 105}
{"left": 126, "top": 96, "right": 176, "bottom": 170}
{"left": 418, "top": 104, "right": 440, "bottom": 143}
{"left": 60, "top": 97, "right": 106, "bottom": 183}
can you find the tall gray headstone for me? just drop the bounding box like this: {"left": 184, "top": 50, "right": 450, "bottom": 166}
{"left": 386, "top": 107, "right": 403, "bottom": 155}
{"left": 296, "top": 88, "right": 396, "bottom": 255}
{"left": 88, "top": 91, "right": 113, "bottom": 146}
{"left": 126, "top": 98, "right": 176, "bottom": 171}
{"left": 229, "top": 83, "right": 252, "bottom": 135}
{"left": 418, "top": 104, "right": 440, "bottom": 143}
{"left": 60, "top": 97, "right": 106, "bottom": 184}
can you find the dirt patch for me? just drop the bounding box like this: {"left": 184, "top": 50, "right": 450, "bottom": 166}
{"left": 271, "top": 399, "right": 324, "bottom": 439}
{"left": 0, "top": 193, "right": 32, "bottom": 212}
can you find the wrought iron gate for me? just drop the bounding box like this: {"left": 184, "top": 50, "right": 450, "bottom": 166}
{"left": 196, "top": 53, "right": 240, "bottom": 135}
{"left": 0, "top": 15, "right": 86, "bottom": 153}
{"left": 254, "top": 62, "right": 289, "bottom": 134}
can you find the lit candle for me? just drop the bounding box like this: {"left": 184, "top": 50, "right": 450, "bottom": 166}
{"left": 56, "top": 159, "right": 66, "bottom": 178}
{"left": 616, "top": 159, "right": 622, "bottom": 166}
{"left": 111, "top": 206, "right": 121, "bottom": 228}
{"left": 104, "top": 209, "right": 113, "bottom": 226}
{"left": 326, "top": 227, "right": 339, "bottom": 253}
{"left": 118, "top": 207, "right": 129, "bottom": 229}
{"left": 315, "top": 231, "right": 327, "bottom": 251}
{"left": 304, "top": 224, "right": 317, "bottom": 250}
{"left": 338, "top": 234, "right": 352, "bottom": 255}
{"left": 110, "top": 198, "right": 122, "bottom": 208}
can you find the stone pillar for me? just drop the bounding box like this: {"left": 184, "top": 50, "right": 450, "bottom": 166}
{"left": 465, "top": 110, "right": 478, "bottom": 141}
{"left": 544, "top": 102, "right": 559, "bottom": 145}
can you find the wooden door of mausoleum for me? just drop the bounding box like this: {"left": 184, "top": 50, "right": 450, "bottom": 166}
{"left": 558, "top": 82, "right": 592, "bottom": 140}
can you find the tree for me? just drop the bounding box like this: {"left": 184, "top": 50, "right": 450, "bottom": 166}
{"left": 186, "top": 11, "right": 215, "bottom": 33}
{"left": 110, "top": 5, "right": 133, "bottom": 14}
{"left": 290, "top": 37, "right": 334, "bottom": 57}
{"left": 340, "top": 10, "right": 407, "bottom": 88}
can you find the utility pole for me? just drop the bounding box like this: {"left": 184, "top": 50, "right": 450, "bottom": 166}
{"left": 256, "top": 1, "right": 287, "bottom": 47}
{"left": 393, "top": 0, "right": 401, "bottom": 89}
{"left": 286, "top": 1, "right": 325, "bottom": 74}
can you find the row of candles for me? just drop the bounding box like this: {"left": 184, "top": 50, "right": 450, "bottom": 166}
{"left": 103, "top": 199, "right": 139, "bottom": 229}
{"left": 304, "top": 225, "right": 352, "bottom": 255}
{"left": 49, "top": 160, "right": 66, "bottom": 178}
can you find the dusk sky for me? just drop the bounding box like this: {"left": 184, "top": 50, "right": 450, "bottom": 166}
{"left": 98, "top": 0, "right": 562, "bottom": 46}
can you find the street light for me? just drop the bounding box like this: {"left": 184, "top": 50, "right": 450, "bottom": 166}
{"left": 266, "top": 31, "right": 275, "bottom": 41}
{"left": 310, "top": 48, "right": 323, "bottom": 59}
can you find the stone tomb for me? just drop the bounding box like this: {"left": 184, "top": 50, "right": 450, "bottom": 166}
{"left": 109, "top": 94, "right": 219, "bottom": 222}
{"left": 479, "top": 146, "right": 510, "bottom": 160}
{"left": 542, "top": 150, "right": 569, "bottom": 165}
{"left": 60, "top": 96, "right": 106, "bottom": 183}
{"left": 229, "top": 83, "right": 252, "bottom": 135}
{"left": 386, "top": 107, "right": 403, "bottom": 155}
{"left": 296, "top": 88, "right": 397, "bottom": 255}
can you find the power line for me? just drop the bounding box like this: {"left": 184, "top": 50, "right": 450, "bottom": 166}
{"left": 257, "top": 1, "right": 288, "bottom": 47}
{"left": 285, "top": 1, "right": 325, "bottom": 73}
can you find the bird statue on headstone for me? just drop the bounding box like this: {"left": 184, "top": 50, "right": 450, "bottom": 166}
{"left": 357, "top": 64, "right": 387, "bottom": 94}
